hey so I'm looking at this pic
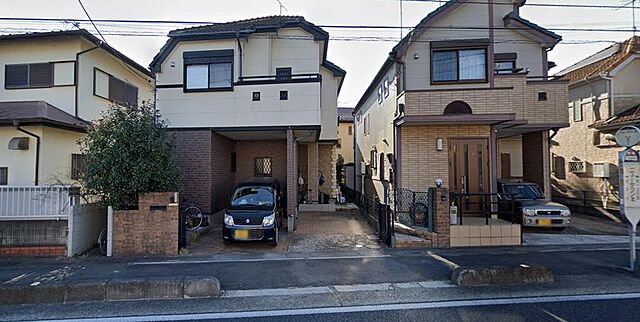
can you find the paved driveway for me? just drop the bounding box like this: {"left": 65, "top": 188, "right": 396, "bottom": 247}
{"left": 186, "top": 210, "right": 380, "bottom": 255}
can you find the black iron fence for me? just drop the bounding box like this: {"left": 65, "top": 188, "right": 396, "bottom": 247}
{"left": 450, "top": 192, "right": 516, "bottom": 225}
{"left": 341, "top": 186, "right": 393, "bottom": 246}
{"left": 395, "top": 188, "right": 434, "bottom": 230}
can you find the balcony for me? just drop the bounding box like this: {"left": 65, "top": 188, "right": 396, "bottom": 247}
{"left": 399, "top": 73, "right": 569, "bottom": 126}
{"left": 157, "top": 73, "right": 322, "bottom": 129}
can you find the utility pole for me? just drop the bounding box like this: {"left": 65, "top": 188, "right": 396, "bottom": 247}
{"left": 399, "top": 0, "right": 403, "bottom": 39}
{"left": 633, "top": 0, "right": 637, "bottom": 37}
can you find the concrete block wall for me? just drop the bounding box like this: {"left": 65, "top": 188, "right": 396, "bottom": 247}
{"left": 0, "top": 220, "right": 68, "bottom": 256}
{"left": 112, "top": 193, "right": 179, "bottom": 257}
{"left": 67, "top": 203, "right": 106, "bottom": 257}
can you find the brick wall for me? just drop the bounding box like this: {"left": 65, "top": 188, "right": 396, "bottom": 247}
{"left": 235, "top": 140, "right": 288, "bottom": 185}
{"left": 112, "top": 193, "right": 179, "bottom": 256}
{"left": 170, "top": 130, "right": 213, "bottom": 213}
{"left": 211, "top": 133, "right": 236, "bottom": 213}
{"left": 0, "top": 220, "right": 67, "bottom": 256}
{"left": 400, "top": 125, "right": 490, "bottom": 191}
{"left": 432, "top": 187, "right": 451, "bottom": 247}
{"left": 522, "top": 131, "right": 551, "bottom": 199}
{"left": 319, "top": 143, "right": 337, "bottom": 199}
{"left": 0, "top": 246, "right": 66, "bottom": 256}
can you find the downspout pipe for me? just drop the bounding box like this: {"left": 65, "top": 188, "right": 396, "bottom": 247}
{"left": 75, "top": 44, "right": 100, "bottom": 118}
{"left": 14, "top": 121, "right": 40, "bottom": 186}
{"left": 236, "top": 33, "right": 243, "bottom": 81}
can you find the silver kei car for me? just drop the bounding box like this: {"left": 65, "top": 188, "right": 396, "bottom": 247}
{"left": 498, "top": 181, "right": 571, "bottom": 230}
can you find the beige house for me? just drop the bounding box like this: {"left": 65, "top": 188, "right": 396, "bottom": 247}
{"left": 337, "top": 107, "right": 355, "bottom": 164}
{"left": 150, "top": 16, "right": 345, "bottom": 219}
{"left": 0, "top": 30, "right": 155, "bottom": 186}
{"left": 354, "top": 0, "right": 568, "bottom": 247}
{"left": 551, "top": 37, "right": 640, "bottom": 211}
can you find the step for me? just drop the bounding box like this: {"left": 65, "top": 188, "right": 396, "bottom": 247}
{"left": 394, "top": 233, "right": 431, "bottom": 249}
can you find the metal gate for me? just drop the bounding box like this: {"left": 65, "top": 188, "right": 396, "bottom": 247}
{"left": 341, "top": 186, "right": 393, "bottom": 247}
{"left": 395, "top": 188, "right": 434, "bottom": 230}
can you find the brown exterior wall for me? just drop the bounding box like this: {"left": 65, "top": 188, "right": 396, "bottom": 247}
{"left": 522, "top": 131, "right": 551, "bottom": 198}
{"left": 211, "top": 133, "right": 236, "bottom": 212}
{"left": 402, "top": 75, "right": 568, "bottom": 125}
{"left": 400, "top": 125, "right": 491, "bottom": 191}
{"left": 171, "top": 130, "right": 213, "bottom": 213}
{"left": 235, "top": 140, "right": 288, "bottom": 186}
{"left": 112, "top": 193, "right": 179, "bottom": 257}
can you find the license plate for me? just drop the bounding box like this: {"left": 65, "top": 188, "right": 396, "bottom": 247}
{"left": 537, "top": 219, "right": 551, "bottom": 226}
{"left": 234, "top": 230, "right": 249, "bottom": 240}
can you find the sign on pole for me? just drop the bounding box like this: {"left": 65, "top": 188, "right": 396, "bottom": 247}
{"left": 616, "top": 125, "right": 640, "bottom": 271}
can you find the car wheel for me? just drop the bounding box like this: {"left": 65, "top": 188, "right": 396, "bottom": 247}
{"left": 271, "top": 225, "right": 279, "bottom": 247}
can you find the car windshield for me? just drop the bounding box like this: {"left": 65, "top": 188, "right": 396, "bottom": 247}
{"left": 502, "top": 184, "right": 545, "bottom": 200}
{"left": 231, "top": 186, "right": 274, "bottom": 208}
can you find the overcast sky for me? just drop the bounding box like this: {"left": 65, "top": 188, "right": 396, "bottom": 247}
{"left": 0, "top": 0, "right": 636, "bottom": 106}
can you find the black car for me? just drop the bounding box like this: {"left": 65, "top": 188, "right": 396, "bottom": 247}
{"left": 497, "top": 181, "right": 571, "bottom": 229}
{"left": 223, "top": 178, "right": 285, "bottom": 245}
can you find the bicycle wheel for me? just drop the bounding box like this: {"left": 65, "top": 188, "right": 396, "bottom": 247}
{"left": 98, "top": 229, "right": 107, "bottom": 255}
{"left": 184, "top": 206, "right": 204, "bottom": 231}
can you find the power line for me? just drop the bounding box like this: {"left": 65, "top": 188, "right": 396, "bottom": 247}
{"left": 400, "top": 0, "right": 640, "bottom": 10}
{"left": 76, "top": 0, "right": 106, "bottom": 42}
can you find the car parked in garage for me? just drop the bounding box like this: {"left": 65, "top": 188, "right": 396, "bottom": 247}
{"left": 223, "top": 178, "right": 285, "bottom": 245}
{"left": 498, "top": 181, "right": 571, "bottom": 230}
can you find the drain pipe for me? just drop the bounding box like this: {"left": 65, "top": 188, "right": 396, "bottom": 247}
{"left": 14, "top": 121, "right": 40, "bottom": 186}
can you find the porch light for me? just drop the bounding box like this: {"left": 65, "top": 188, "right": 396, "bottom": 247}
{"left": 436, "top": 138, "right": 443, "bottom": 151}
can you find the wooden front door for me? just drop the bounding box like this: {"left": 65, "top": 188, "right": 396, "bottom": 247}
{"left": 449, "top": 138, "right": 490, "bottom": 213}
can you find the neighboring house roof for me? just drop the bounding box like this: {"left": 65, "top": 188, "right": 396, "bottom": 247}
{"left": 0, "top": 101, "right": 89, "bottom": 131}
{"left": 502, "top": 12, "right": 562, "bottom": 43}
{"left": 150, "top": 15, "right": 340, "bottom": 76}
{"left": 590, "top": 103, "right": 640, "bottom": 130}
{"left": 559, "top": 36, "right": 640, "bottom": 84}
{"left": 355, "top": 0, "right": 556, "bottom": 112}
{"left": 338, "top": 107, "right": 354, "bottom": 123}
{"left": 0, "top": 29, "right": 154, "bottom": 79}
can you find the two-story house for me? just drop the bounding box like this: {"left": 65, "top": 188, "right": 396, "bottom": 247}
{"left": 551, "top": 37, "right": 640, "bottom": 212}
{"left": 354, "top": 0, "right": 568, "bottom": 247}
{"left": 0, "top": 30, "right": 155, "bottom": 186}
{"left": 150, "top": 16, "right": 345, "bottom": 222}
{"left": 337, "top": 107, "right": 355, "bottom": 164}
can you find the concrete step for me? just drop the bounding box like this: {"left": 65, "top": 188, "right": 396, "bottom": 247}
{"left": 395, "top": 222, "right": 433, "bottom": 239}
{"left": 394, "top": 233, "right": 431, "bottom": 249}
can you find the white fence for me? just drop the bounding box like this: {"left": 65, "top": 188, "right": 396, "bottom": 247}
{"left": 0, "top": 186, "right": 76, "bottom": 220}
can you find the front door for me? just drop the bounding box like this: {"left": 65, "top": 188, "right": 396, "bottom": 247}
{"left": 449, "top": 138, "right": 490, "bottom": 213}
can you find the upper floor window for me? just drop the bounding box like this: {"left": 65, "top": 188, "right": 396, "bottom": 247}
{"left": 94, "top": 68, "right": 138, "bottom": 107}
{"left": 71, "top": 154, "right": 86, "bottom": 180}
{"left": 184, "top": 50, "right": 233, "bottom": 91}
{"left": 432, "top": 48, "right": 487, "bottom": 83}
{"left": 573, "top": 101, "right": 583, "bottom": 122}
{"left": 0, "top": 167, "right": 7, "bottom": 185}
{"left": 377, "top": 85, "right": 383, "bottom": 104}
{"left": 5, "top": 63, "right": 53, "bottom": 89}
{"left": 276, "top": 67, "right": 292, "bottom": 81}
{"left": 383, "top": 77, "right": 390, "bottom": 98}
{"left": 494, "top": 53, "right": 517, "bottom": 75}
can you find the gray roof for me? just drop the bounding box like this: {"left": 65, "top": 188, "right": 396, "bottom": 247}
{"left": 0, "top": 101, "right": 89, "bottom": 131}
{"left": 338, "top": 107, "right": 354, "bottom": 123}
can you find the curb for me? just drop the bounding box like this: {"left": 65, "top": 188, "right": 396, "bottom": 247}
{"left": 0, "top": 277, "right": 221, "bottom": 305}
{"left": 451, "top": 265, "right": 554, "bottom": 287}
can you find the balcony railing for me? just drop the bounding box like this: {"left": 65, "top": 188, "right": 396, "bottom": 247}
{"left": 0, "top": 186, "right": 78, "bottom": 220}
{"left": 237, "top": 73, "right": 321, "bottom": 85}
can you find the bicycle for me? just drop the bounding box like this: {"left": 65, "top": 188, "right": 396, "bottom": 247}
{"left": 98, "top": 228, "right": 107, "bottom": 255}
{"left": 181, "top": 201, "right": 204, "bottom": 231}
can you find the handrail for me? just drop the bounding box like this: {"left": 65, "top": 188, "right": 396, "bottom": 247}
{"left": 238, "top": 73, "right": 321, "bottom": 82}
{"left": 451, "top": 192, "right": 517, "bottom": 225}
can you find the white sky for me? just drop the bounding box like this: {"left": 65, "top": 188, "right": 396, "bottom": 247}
{"left": 0, "top": 0, "right": 637, "bottom": 106}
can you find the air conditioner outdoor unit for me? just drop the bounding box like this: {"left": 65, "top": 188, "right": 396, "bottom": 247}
{"left": 593, "top": 161, "right": 610, "bottom": 178}
{"left": 568, "top": 161, "right": 587, "bottom": 174}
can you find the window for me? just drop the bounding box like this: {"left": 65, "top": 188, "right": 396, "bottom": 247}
{"left": 276, "top": 67, "right": 292, "bottom": 80}
{"left": 348, "top": 125, "right": 353, "bottom": 135}
{"left": 252, "top": 91, "right": 261, "bottom": 101}
{"left": 432, "top": 48, "right": 487, "bottom": 83}
{"left": 94, "top": 68, "right": 138, "bottom": 107}
{"left": 573, "top": 101, "right": 583, "bottom": 122}
{"left": 370, "top": 149, "right": 378, "bottom": 170}
{"left": 184, "top": 50, "right": 233, "bottom": 91}
{"left": 0, "top": 167, "right": 7, "bottom": 185}
{"left": 337, "top": 139, "right": 342, "bottom": 148}
{"left": 71, "top": 154, "right": 86, "bottom": 180}
{"left": 377, "top": 85, "right": 383, "bottom": 104}
{"left": 5, "top": 63, "right": 53, "bottom": 89}
{"left": 383, "top": 77, "right": 390, "bottom": 98}
{"left": 364, "top": 115, "right": 370, "bottom": 135}
{"left": 495, "top": 61, "right": 515, "bottom": 75}
{"left": 231, "top": 152, "right": 237, "bottom": 172}
{"left": 280, "top": 90, "right": 288, "bottom": 100}
{"left": 538, "top": 92, "right": 548, "bottom": 101}
{"left": 255, "top": 157, "right": 272, "bottom": 177}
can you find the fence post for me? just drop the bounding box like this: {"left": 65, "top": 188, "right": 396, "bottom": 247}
{"left": 107, "top": 206, "right": 113, "bottom": 257}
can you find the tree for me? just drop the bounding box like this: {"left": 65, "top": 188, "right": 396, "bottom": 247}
{"left": 79, "top": 102, "right": 180, "bottom": 209}
{"left": 336, "top": 154, "right": 345, "bottom": 186}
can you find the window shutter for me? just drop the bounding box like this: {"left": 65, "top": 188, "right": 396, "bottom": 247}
{"left": 0, "top": 167, "right": 7, "bottom": 185}
{"left": 5, "top": 65, "right": 28, "bottom": 88}
{"left": 109, "top": 76, "right": 126, "bottom": 103}
{"left": 29, "top": 63, "right": 53, "bottom": 87}
{"left": 124, "top": 83, "right": 138, "bottom": 107}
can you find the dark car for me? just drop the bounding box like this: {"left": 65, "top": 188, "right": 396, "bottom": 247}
{"left": 498, "top": 181, "right": 571, "bottom": 229}
{"left": 223, "top": 178, "right": 285, "bottom": 245}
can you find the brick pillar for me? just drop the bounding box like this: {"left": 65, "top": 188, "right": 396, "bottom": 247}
{"left": 307, "top": 141, "right": 319, "bottom": 203}
{"left": 432, "top": 187, "right": 451, "bottom": 247}
{"left": 286, "top": 130, "right": 297, "bottom": 231}
{"left": 522, "top": 131, "right": 551, "bottom": 199}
